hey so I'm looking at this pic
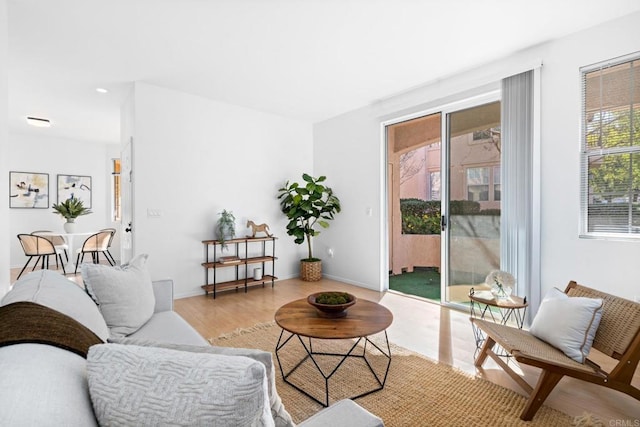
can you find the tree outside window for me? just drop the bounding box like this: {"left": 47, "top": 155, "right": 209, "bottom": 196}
{"left": 581, "top": 55, "right": 640, "bottom": 236}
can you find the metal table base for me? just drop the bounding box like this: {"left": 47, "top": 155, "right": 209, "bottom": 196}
{"left": 275, "top": 329, "right": 392, "bottom": 407}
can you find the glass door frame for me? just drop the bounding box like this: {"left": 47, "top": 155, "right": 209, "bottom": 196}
{"left": 440, "top": 91, "right": 501, "bottom": 310}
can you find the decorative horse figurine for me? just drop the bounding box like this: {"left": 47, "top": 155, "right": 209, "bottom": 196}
{"left": 246, "top": 220, "right": 273, "bottom": 238}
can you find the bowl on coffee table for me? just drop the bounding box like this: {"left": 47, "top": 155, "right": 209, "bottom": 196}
{"left": 307, "top": 292, "right": 357, "bottom": 318}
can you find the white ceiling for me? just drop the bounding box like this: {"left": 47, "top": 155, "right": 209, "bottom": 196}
{"left": 8, "top": 0, "right": 640, "bottom": 144}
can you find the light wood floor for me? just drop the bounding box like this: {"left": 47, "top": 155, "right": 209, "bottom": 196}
{"left": 174, "top": 277, "right": 640, "bottom": 423}
{"left": 9, "top": 268, "right": 640, "bottom": 422}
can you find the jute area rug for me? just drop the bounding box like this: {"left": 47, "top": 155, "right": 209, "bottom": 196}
{"left": 210, "top": 322, "right": 575, "bottom": 427}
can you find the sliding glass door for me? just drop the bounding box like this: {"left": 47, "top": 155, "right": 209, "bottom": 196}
{"left": 385, "top": 95, "right": 501, "bottom": 307}
{"left": 387, "top": 113, "right": 442, "bottom": 302}
{"left": 443, "top": 100, "right": 501, "bottom": 305}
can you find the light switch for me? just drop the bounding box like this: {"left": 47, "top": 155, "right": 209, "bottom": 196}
{"left": 147, "top": 208, "right": 162, "bottom": 218}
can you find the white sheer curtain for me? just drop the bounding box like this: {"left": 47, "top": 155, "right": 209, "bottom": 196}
{"left": 500, "top": 69, "right": 541, "bottom": 323}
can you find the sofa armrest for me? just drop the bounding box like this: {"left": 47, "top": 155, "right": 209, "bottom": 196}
{"left": 151, "top": 279, "right": 174, "bottom": 313}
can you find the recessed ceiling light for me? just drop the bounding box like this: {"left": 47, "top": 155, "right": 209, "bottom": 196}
{"left": 96, "top": 87, "right": 108, "bottom": 94}
{"left": 26, "top": 116, "right": 51, "bottom": 127}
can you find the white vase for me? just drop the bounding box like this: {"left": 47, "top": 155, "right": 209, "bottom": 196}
{"left": 64, "top": 221, "right": 76, "bottom": 233}
{"left": 490, "top": 283, "right": 512, "bottom": 299}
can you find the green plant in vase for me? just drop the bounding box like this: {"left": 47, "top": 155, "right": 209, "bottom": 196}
{"left": 277, "top": 173, "right": 341, "bottom": 281}
{"left": 216, "top": 209, "right": 236, "bottom": 248}
{"left": 52, "top": 197, "right": 92, "bottom": 233}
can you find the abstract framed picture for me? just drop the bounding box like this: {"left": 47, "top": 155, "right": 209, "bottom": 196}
{"left": 9, "top": 171, "right": 49, "bottom": 208}
{"left": 57, "top": 174, "right": 92, "bottom": 208}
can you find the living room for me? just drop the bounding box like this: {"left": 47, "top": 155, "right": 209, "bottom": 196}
{"left": 1, "top": 1, "right": 640, "bottom": 425}
{"left": 2, "top": 3, "right": 639, "bottom": 303}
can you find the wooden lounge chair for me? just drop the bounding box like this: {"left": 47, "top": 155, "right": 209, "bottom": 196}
{"left": 472, "top": 281, "right": 640, "bottom": 421}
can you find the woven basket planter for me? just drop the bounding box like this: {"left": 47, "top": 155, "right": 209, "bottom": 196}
{"left": 300, "top": 259, "right": 322, "bottom": 282}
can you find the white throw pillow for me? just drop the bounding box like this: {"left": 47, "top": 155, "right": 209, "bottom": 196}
{"left": 87, "top": 344, "right": 274, "bottom": 427}
{"left": 529, "top": 287, "right": 603, "bottom": 363}
{"left": 109, "top": 338, "right": 294, "bottom": 427}
{"left": 82, "top": 254, "right": 155, "bottom": 338}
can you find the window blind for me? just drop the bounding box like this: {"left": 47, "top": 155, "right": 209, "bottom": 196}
{"left": 580, "top": 53, "right": 640, "bottom": 238}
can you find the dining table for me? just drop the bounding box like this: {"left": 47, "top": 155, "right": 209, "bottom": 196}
{"left": 40, "top": 230, "right": 99, "bottom": 273}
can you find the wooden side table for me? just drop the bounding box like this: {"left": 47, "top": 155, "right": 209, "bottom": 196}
{"left": 274, "top": 298, "right": 393, "bottom": 407}
{"left": 469, "top": 289, "right": 528, "bottom": 350}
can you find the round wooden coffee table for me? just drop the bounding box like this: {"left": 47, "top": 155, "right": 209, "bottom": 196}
{"left": 274, "top": 297, "right": 393, "bottom": 407}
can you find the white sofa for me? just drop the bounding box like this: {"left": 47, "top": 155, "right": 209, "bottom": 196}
{"left": 0, "top": 269, "right": 383, "bottom": 426}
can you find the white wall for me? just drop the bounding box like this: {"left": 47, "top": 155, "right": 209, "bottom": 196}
{"left": 8, "top": 133, "right": 118, "bottom": 268}
{"left": 314, "top": 11, "right": 640, "bottom": 303}
{"left": 313, "top": 108, "right": 384, "bottom": 290}
{"left": 537, "top": 12, "right": 640, "bottom": 302}
{"left": 0, "top": 0, "right": 9, "bottom": 294}
{"left": 131, "top": 82, "right": 313, "bottom": 298}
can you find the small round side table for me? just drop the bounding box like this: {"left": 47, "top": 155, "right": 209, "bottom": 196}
{"left": 469, "top": 288, "right": 528, "bottom": 350}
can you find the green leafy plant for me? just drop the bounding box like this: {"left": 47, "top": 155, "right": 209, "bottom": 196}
{"left": 315, "top": 292, "right": 352, "bottom": 305}
{"left": 277, "top": 173, "right": 341, "bottom": 260}
{"left": 52, "top": 197, "right": 92, "bottom": 221}
{"left": 399, "top": 198, "right": 500, "bottom": 235}
{"left": 400, "top": 199, "right": 441, "bottom": 235}
{"left": 216, "top": 209, "right": 236, "bottom": 247}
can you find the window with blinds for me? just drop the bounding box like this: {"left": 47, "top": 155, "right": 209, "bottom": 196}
{"left": 580, "top": 52, "right": 640, "bottom": 238}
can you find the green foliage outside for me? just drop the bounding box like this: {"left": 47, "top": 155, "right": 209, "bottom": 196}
{"left": 586, "top": 109, "right": 640, "bottom": 203}
{"left": 400, "top": 198, "right": 500, "bottom": 235}
{"left": 401, "top": 199, "right": 441, "bottom": 234}
{"left": 585, "top": 107, "right": 640, "bottom": 228}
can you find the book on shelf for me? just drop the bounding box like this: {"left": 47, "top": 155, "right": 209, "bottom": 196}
{"left": 218, "top": 256, "right": 241, "bottom": 264}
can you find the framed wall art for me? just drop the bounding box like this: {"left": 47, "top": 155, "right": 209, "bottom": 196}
{"left": 9, "top": 171, "right": 49, "bottom": 209}
{"left": 57, "top": 174, "right": 92, "bottom": 208}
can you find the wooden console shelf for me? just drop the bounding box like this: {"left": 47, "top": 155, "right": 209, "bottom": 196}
{"left": 201, "top": 236, "right": 277, "bottom": 298}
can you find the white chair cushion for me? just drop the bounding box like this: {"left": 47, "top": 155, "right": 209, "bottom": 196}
{"left": 127, "top": 311, "right": 210, "bottom": 346}
{"left": 529, "top": 287, "right": 603, "bottom": 363}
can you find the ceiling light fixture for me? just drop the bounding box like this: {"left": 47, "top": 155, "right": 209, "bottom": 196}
{"left": 96, "top": 87, "right": 108, "bottom": 94}
{"left": 26, "top": 116, "right": 51, "bottom": 127}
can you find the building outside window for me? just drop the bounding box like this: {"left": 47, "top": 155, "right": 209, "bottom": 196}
{"left": 466, "top": 165, "right": 501, "bottom": 203}
{"left": 467, "top": 167, "right": 490, "bottom": 201}
{"left": 493, "top": 166, "right": 501, "bottom": 201}
{"left": 429, "top": 171, "right": 441, "bottom": 200}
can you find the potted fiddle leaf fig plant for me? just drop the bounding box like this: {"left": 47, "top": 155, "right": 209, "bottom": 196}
{"left": 52, "top": 197, "right": 92, "bottom": 233}
{"left": 277, "top": 173, "right": 341, "bottom": 281}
